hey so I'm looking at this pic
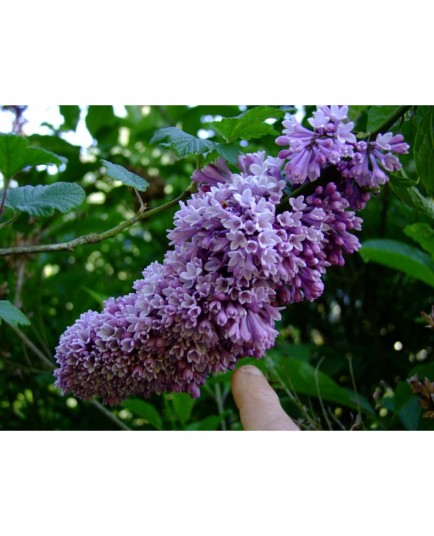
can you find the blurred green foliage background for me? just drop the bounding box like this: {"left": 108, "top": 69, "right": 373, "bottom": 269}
{"left": 0, "top": 104, "right": 433, "bottom": 431}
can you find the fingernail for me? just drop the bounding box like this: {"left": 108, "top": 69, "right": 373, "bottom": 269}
{"left": 240, "top": 365, "right": 263, "bottom": 377}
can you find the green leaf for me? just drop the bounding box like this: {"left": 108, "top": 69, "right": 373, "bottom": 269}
{"left": 276, "top": 358, "right": 374, "bottom": 414}
{"left": 3, "top": 182, "right": 86, "bottom": 217}
{"left": 394, "top": 382, "right": 421, "bottom": 430}
{"left": 414, "top": 107, "right": 434, "bottom": 196}
{"left": 0, "top": 134, "right": 64, "bottom": 178}
{"left": 85, "top": 106, "right": 117, "bottom": 136}
{"left": 272, "top": 342, "right": 314, "bottom": 363}
{"left": 366, "top": 106, "right": 403, "bottom": 133}
{"left": 122, "top": 398, "right": 162, "bottom": 430}
{"left": 389, "top": 170, "right": 419, "bottom": 189}
{"left": 404, "top": 223, "right": 434, "bottom": 258}
{"left": 213, "top": 143, "right": 241, "bottom": 166}
{"left": 23, "top": 147, "right": 64, "bottom": 168}
{"left": 81, "top": 286, "right": 110, "bottom": 305}
{"left": 348, "top": 105, "right": 368, "bottom": 123}
{"left": 0, "top": 134, "right": 28, "bottom": 177}
{"left": 0, "top": 300, "right": 31, "bottom": 327}
{"left": 59, "top": 105, "right": 81, "bottom": 132}
{"left": 28, "top": 133, "right": 81, "bottom": 157}
{"left": 150, "top": 127, "right": 215, "bottom": 157}
{"left": 389, "top": 185, "right": 434, "bottom": 219}
{"left": 360, "top": 239, "right": 434, "bottom": 288}
{"left": 409, "top": 362, "right": 434, "bottom": 379}
{"left": 408, "top": 186, "right": 434, "bottom": 216}
{"left": 171, "top": 392, "right": 195, "bottom": 425}
{"left": 101, "top": 160, "right": 149, "bottom": 192}
{"left": 186, "top": 413, "right": 228, "bottom": 431}
{"left": 398, "top": 397, "right": 421, "bottom": 430}
{"left": 209, "top": 106, "right": 285, "bottom": 143}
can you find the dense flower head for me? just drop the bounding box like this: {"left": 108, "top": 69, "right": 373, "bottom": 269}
{"left": 54, "top": 107, "right": 408, "bottom": 405}
{"left": 276, "top": 106, "right": 409, "bottom": 209}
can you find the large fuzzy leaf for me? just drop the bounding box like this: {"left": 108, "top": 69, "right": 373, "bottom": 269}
{"left": 3, "top": 182, "right": 85, "bottom": 217}
{"left": 101, "top": 160, "right": 149, "bottom": 191}
{"left": 0, "top": 300, "right": 31, "bottom": 327}
{"left": 0, "top": 133, "right": 63, "bottom": 178}
{"left": 209, "top": 106, "right": 285, "bottom": 143}
{"left": 150, "top": 127, "right": 215, "bottom": 157}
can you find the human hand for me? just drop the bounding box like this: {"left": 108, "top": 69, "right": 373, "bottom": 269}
{"left": 231, "top": 365, "right": 300, "bottom": 431}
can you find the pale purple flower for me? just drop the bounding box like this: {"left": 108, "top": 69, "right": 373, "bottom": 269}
{"left": 308, "top": 109, "right": 330, "bottom": 129}
{"left": 349, "top": 132, "right": 409, "bottom": 189}
{"left": 276, "top": 107, "right": 358, "bottom": 185}
{"left": 277, "top": 106, "right": 409, "bottom": 207}
{"left": 336, "top": 122, "right": 357, "bottom": 144}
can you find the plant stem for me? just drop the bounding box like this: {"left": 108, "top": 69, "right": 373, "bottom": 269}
{"left": 214, "top": 383, "right": 227, "bottom": 431}
{"left": 10, "top": 325, "right": 56, "bottom": 369}
{"left": 91, "top": 400, "right": 131, "bottom": 431}
{"left": 0, "top": 177, "right": 11, "bottom": 218}
{"left": 347, "top": 354, "right": 363, "bottom": 422}
{"left": 163, "top": 394, "right": 177, "bottom": 430}
{"left": 315, "top": 356, "right": 333, "bottom": 431}
{"left": 0, "top": 183, "right": 195, "bottom": 257}
{"left": 14, "top": 260, "right": 26, "bottom": 308}
{"left": 0, "top": 211, "right": 20, "bottom": 230}
{"left": 0, "top": 357, "right": 48, "bottom": 374}
{"left": 370, "top": 105, "right": 412, "bottom": 137}
{"left": 133, "top": 188, "right": 146, "bottom": 212}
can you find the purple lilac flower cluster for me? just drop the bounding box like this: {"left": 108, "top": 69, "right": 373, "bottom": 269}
{"left": 276, "top": 105, "right": 409, "bottom": 210}
{"left": 54, "top": 106, "right": 408, "bottom": 405}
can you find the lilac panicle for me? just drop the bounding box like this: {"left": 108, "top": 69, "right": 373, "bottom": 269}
{"left": 54, "top": 106, "right": 408, "bottom": 405}
{"left": 276, "top": 105, "right": 409, "bottom": 208}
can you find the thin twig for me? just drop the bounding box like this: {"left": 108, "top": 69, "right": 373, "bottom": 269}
{"left": 265, "top": 355, "right": 319, "bottom": 430}
{"left": 31, "top": 317, "right": 53, "bottom": 360}
{"left": 314, "top": 356, "right": 333, "bottom": 431}
{"left": 10, "top": 325, "right": 56, "bottom": 369}
{"left": 0, "top": 184, "right": 194, "bottom": 257}
{"left": 327, "top": 407, "right": 347, "bottom": 431}
{"left": 214, "top": 383, "right": 227, "bottom": 431}
{"left": 14, "top": 261, "right": 26, "bottom": 308}
{"left": 91, "top": 400, "right": 131, "bottom": 431}
{"left": 133, "top": 188, "right": 146, "bottom": 212}
{"left": 370, "top": 105, "right": 412, "bottom": 138}
{"left": 0, "top": 178, "right": 11, "bottom": 218}
{"left": 0, "top": 212, "right": 20, "bottom": 230}
{"left": 347, "top": 354, "right": 363, "bottom": 423}
{"left": 0, "top": 356, "right": 48, "bottom": 374}
{"left": 163, "top": 394, "right": 177, "bottom": 430}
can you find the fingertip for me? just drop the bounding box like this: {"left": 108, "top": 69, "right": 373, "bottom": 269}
{"left": 231, "top": 364, "right": 299, "bottom": 431}
{"left": 232, "top": 364, "right": 264, "bottom": 387}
